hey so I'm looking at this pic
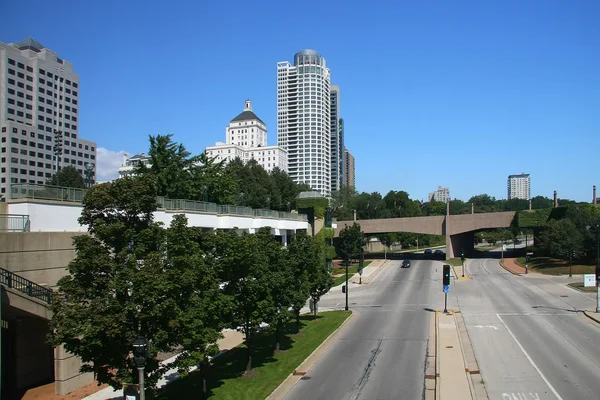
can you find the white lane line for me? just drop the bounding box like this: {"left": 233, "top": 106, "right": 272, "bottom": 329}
{"left": 496, "top": 314, "right": 564, "bottom": 400}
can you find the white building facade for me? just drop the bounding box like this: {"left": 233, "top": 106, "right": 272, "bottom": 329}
{"left": 206, "top": 100, "right": 287, "bottom": 172}
{"left": 429, "top": 186, "right": 450, "bottom": 203}
{"left": 118, "top": 153, "right": 151, "bottom": 177}
{"left": 507, "top": 173, "right": 530, "bottom": 200}
{"left": 0, "top": 38, "right": 96, "bottom": 199}
{"left": 277, "top": 50, "right": 331, "bottom": 196}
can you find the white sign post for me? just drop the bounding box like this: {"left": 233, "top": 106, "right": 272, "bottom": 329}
{"left": 584, "top": 274, "right": 595, "bottom": 287}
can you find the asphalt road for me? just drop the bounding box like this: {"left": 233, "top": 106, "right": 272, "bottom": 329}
{"left": 455, "top": 259, "right": 600, "bottom": 400}
{"left": 284, "top": 260, "right": 441, "bottom": 400}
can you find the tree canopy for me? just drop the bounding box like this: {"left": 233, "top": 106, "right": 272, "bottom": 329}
{"left": 47, "top": 165, "right": 85, "bottom": 189}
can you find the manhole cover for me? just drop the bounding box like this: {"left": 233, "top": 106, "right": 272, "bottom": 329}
{"left": 446, "top": 346, "right": 454, "bottom": 348}
{"left": 300, "top": 376, "right": 311, "bottom": 380}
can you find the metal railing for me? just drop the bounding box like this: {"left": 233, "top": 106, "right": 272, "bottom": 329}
{"left": 11, "top": 183, "right": 86, "bottom": 203}
{"left": 0, "top": 267, "right": 53, "bottom": 305}
{"left": 0, "top": 214, "right": 30, "bottom": 232}
{"left": 11, "top": 184, "right": 308, "bottom": 222}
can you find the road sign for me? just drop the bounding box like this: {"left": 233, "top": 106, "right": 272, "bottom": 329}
{"left": 443, "top": 284, "right": 450, "bottom": 294}
{"left": 502, "top": 244, "right": 507, "bottom": 251}
{"left": 584, "top": 274, "right": 595, "bottom": 287}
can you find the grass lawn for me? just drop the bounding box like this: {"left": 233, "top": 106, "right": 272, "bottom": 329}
{"left": 156, "top": 311, "right": 351, "bottom": 400}
{"left": 331, "top": 262, "right": 371, "bottom": 286}
{"left": 516, "top": 256, "right": 595, "bottom": 275}
{"left": 444, "top": 257, "right": 463, "bottom": 267}
{"left": 567, "top": 282, "right": 597, "bottom": 293}
{"left": 474, "top": 246, "right": 496, "bottom": 252}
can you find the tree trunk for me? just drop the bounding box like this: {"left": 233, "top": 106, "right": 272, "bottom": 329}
{"left": 295, "top": 309, "right": 301, "bottom": 333}
{"left": 200, "top": 359, "right": 208, "bottom": 400}
{"left": 246, "top": 330, "right": 253, "bottom": 372}
{"left": 275, "top": 322, "right": 281, "bottom": 352}
{"left": 313, "top": 298, "right": 317, "bottom": 320}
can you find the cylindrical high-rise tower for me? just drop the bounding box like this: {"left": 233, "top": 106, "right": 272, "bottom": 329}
{"left": 277, "top": 50, "right": 331, "bottom": 196}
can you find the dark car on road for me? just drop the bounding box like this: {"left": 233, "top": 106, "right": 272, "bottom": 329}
{"left": 433, "top": 249, "right": 445, "bottom": 259}
{"left": 401, "top": 260, "right": 411, "bottom": 268}
{"left": 424, "top": 248, "right": 433, "bottom": 254}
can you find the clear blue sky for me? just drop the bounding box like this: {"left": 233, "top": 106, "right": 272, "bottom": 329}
{"left": 2, "top": 0, "right": 598, "bottom": 202}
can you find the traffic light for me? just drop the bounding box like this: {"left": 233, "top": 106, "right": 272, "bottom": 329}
{"left": 443, "top": 265, "right": 451, "bottom": 286}
{"left": 342, "top": 285, "right": 346, "bottom": 294}
{"left": 461, "top": 253, "right": 465, "bottom": 262}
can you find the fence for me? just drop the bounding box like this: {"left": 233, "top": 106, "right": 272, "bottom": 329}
{"left": 0, "top": 214, "right": 30, "bottom": 232}
{"left": 10, "top": 183, "right": 86, "bottom": 203}
{"left": 0, "top": 267, "right": 53, "bottom": 305}
{"left": 11, "top": 184, "right": 308, "bottom": 222}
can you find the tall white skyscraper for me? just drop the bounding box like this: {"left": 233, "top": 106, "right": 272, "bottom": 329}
{"left": 0, "top": 38, "right": 97, "bottom": 198}
{"left": 277, "top": 50, "right": 331, "bottom": 196}
{"left": 507, "top": 173, "right": 530, "bottom": 200}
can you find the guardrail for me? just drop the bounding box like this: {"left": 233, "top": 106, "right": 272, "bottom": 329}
{"left": 0, "top": 214, "right": 30, "bottom": 232}
{"left": 11, "top": 184, "right": 308, "bottom": 222}
{"left": 0, "top": 267, "right": 53, "bottom": 305}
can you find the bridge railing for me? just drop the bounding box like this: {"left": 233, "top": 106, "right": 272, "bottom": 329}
{"left": 0, "top": 214, "right": 30, "bottom": 232}
{"left": 0, "top": 267, "right": 53, "bottom": 305}
{"left": 10, "top": 184, "right": 307, "bottom": 222}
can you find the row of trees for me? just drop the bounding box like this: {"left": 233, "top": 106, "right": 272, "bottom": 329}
{"left": 134, "top": 134, "right": 310, "bottom": 210}
{"left": 330, "top": 187, "right": 585, "bottom": 221}
{"left": 49, "top": 175, "right": 332, "bottom": 391}
{"left": 535, "top": 204, "right": 600, "bottom": 263}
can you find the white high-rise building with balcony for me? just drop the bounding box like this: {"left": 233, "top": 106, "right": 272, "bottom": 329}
{"left": 0, "top": 38, "right": 97, "bottom": 199}
{"left": 507, "top": 173, "right": 530, "bottom": 200}
{"left": 277, "top": 50, "right": 331, "bottom": 196}
{"left": 428, "top": 186, "right": 450, "bottom": 203}
{"left": 205, "top": 100, "right": 287, "bottom": 172}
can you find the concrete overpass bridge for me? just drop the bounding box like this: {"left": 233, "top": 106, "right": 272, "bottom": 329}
{"left": 335, "top": 211, "right": 517, "bottom": 258}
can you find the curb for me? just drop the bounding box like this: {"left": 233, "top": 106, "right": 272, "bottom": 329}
{"left": 455, "top": 312, "right": 489, "bottom": 400}
{"left": 266, "top": 310, "right": 355, "bottom": 400}
{"left": 583, "top": 310, "right": 600, "bottom": 325}
{"left": 424, "top": 312, "right": 437, "bottom": 400}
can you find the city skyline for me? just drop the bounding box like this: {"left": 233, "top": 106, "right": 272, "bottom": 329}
{"left": 1, "top": 1, "right": 597, "bottom": 202}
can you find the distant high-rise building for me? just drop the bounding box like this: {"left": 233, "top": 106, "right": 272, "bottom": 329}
{"left": 206, "top": 100, "right": 287, "bottom": 172}
{"left": 330, "top": 86, "right": 344, "bottom": 192}
{"left": 277, "top": 50, "right": 331, "bottom": 196}
{"left": 428, "top": 186, "right": 450, "bottom": 203}
{"left": 344, "top": 148, "right": 355, "bottom": 188}
{"left": 507, "top": 173, "right": 530, "bottom": 200}
{"left": 0, "top": 38, "right": 97, "bottom": 199}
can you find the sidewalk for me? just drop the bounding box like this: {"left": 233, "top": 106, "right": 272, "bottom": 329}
{"left": 451, "top": 261, "right": 470, "bottom": 281}
{"left": 499, "top": 257, "right": 530, "bottom": 275}
{"left": 328, "top": 259, "right": 389, "bottom": 293}
{"left": 83, "top": 330, "right": 245, "bottom": 400}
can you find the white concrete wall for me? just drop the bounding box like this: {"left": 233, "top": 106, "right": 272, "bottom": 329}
{"left": 7, "top": 201, "right": 309, "bottom": 233}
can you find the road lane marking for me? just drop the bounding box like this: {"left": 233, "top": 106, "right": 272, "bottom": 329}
{"left": 474, "top": 325, "right": 498, "bottom": 330}
{"left": 496, "top": 314, "right": 564, "bottom": 400}
{"left": 502, "top": 393, "right": 540, "bottom": 399}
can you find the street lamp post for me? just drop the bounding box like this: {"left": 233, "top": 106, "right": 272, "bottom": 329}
{"left": 53, "top": 130, "right": 63, "bottom": 185}
{"left": 132, "top": 336, "right": 149, "bottom": 400}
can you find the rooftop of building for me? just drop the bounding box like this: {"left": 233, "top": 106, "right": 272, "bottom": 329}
{"left": 13, "top": 37, "right": 46, "bottom": 52}
{"left": 230, "top": 100, "right": 265, "bottom": 125}
{"left": 508, "top": 173, "right": 530, "bottom": 178}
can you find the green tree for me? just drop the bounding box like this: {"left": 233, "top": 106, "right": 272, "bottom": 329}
{"left": 164, "top": 215, "right": 225, "bottom": 378}
{"left": 338, "top": 223, "right": 366, "bottom": 265}
{"left": 47, "top": 165, "right": 85, "bottom": 188}
{"left": 287, "top": 231, "right": 318, "bottom": 332}
{"left": 137, "top": 134, "right": 200, "bottom": 199}
{"left": 217, "top": 229, "right": 275, "bottom": 372}
{"left": 531, "top": 195, "right": 553, "bottom": 209}
{"left": 49, "top": 176, "right": 171, "bottom": 390}
{"left": 309, "top": 231, "right": 334, "bottom": 318}
{"left": 538, "top": 218, "right": 583, "bottom": 260}
{"left": 422, "top": 200, "right": 446, "bottom": 216}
